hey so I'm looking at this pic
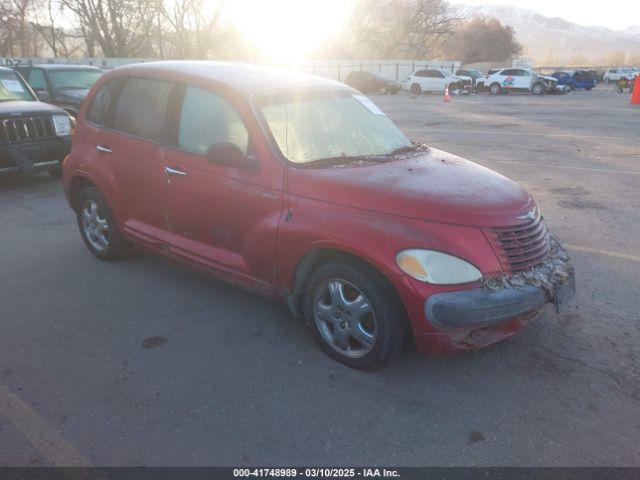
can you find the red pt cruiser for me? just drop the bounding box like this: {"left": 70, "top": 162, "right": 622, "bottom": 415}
{"left": 63, "top": 62, "right": 575, "bottom": 369}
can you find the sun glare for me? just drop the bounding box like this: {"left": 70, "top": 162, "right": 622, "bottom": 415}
{"left": 227, "top": 0, "right": 353, "bottom": 63}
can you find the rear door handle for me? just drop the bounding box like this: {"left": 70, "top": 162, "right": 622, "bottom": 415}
{"left": 96, "top": 145, "right": 112, "bottom": 153}
{"left": 164, "top": 166, "right": 187, "bottom": 176}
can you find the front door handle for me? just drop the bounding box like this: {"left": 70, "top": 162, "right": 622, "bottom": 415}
{"left": 96, "top": 145, "right": 112, "bottom": 153}
{"left": 164, "top": 166, "right": 187, "bottom": 176}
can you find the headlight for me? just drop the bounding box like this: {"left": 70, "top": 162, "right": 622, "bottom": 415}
{"left": 52, "top": 114, "right": 72, "bottom": 136}
{"left": 396, "top": 249, "right": 482, "bottom": 285}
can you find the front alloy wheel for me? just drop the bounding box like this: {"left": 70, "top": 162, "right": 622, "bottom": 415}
{"left": 303, "top": 260, "right": 409, "bottom": 369}
{"left": 313, "top": 279, "right": 377, "bottom": 358}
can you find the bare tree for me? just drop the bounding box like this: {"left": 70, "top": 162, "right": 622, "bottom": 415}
{"left": 30, "top": 0, "right": 81, "bottom": 57}
{"left": 61, "top": 0, "right": 161, "bottom": 57}
{"left": 352, "top": 0, "right": 461, "bottom": 59}
{"left": 159, "top": 0, "right": 225, "bottom": 59}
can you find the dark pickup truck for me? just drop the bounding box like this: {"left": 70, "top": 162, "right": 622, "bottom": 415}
{"left": 13, "top": 64, "right": 102, "bottom": 118}
{"left": 0, "top": 67, "right": 72, "bottom": 177}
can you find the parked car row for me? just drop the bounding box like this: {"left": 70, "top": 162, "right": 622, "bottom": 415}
{"left": 402, "top": 67, "right": 583, "bottom": 96}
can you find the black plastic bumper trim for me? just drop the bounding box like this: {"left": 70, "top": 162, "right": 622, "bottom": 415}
{"left": 425, "top": 271, "right": 575, "bottom": 330}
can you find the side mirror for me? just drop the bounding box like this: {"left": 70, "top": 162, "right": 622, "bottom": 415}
{"left": 35, "top": 88, "right": 50, "bottom": 101}
{"left": 205, "top": 142, "right": 254, "bottom": 169}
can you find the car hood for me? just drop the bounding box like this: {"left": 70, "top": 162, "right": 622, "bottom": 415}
{"left": 287, "top": 148, "right": 533, "bottom": 228}
{"left": 539, "top": 75, "right": 558, "bottom": 83}
{"left": 0, "top": 100, "right": 66, "bottom": 116}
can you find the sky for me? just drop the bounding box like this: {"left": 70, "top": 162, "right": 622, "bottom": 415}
{"left": 457, "top": 0, "right": 640, "bottom": 31}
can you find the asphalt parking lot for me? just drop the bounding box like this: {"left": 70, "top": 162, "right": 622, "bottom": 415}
{"left": 1, "top": 87, "right": 639, "bottom": 467}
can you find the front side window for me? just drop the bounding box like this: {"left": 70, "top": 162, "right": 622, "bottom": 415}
{"left": 257, "top": 90, "right": 412, "bottom": 165}
{"left": 48, "top": 70, "right": 103, "bottom": 90}
{"left": 113, "top": 78, "right": 173, "bottom": 142}
{"left": 177, "top": 86, "right": 249, "bottom": 156}
{"left": 0, "top": 71, "right": 35, "bottom": 101}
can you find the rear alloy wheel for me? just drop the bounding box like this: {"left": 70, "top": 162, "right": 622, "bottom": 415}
{"left": 76, "top": 187, "right": 128, "bottom": 260}
{"left": 303, "top": 260, "right": 409, "bottom": 369}
{"left": 410, "top": 83, "right": 422, "bottom": 96}
{"left": 489, "top": 83, "right": 502, "bottom": 95}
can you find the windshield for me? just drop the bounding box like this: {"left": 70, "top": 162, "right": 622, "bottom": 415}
{"left": 257, "top": 90, "right": 412, "bottom": 165}
{"left": 0, "top": 71, "right": 35, "bottom": 101}
{"left": 48, "top": 69, "right": 102, "bottom": 90}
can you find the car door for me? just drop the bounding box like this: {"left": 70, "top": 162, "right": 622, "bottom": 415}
{"left": 428, "top": 70, "right": 447, "bottom": 91}
{"left": 163, "top": 84, "right": 284, "bottom": 292}
{"left": 499, "top": 69, "right": 517, "bottom": 90}
{"left": 514, "top": 69, "right": 532, "bottom": 90}
{"left": 107, "top": 76, "right": 175, "bottom": 249}
{"left": 412, "top": 70, "right": 428, "bottom": 90}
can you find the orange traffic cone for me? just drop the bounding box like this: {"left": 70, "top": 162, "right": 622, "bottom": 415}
{"left": 444, "top": 85, "right": 450, "bottom": 102}
{"left": 631, "top": 76, "right": 640, "bottom": 105}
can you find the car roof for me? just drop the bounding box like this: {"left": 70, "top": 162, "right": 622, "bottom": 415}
{"left": 104, "top": 61, "right": 348, "bottom": 97}
{"left": 30, "top": 64, "right": 102, "bottom": 70}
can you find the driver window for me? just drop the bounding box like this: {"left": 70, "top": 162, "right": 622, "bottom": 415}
{"left": 178, "top": 86, "right": 249, "bottom": 156}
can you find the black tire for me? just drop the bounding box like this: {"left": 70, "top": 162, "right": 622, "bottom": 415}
{"left": 75, "top": 186, "right": 129, "bottom": 261}
{"left": 532, "top": 82, "right": 545, "bottom": 95}
{"left": 489, "top": 83, "right": 502, "bottom": 95}
{"left": 302, "top": 259, "right": 409, "bottom": 370}
{"left": 410, "top": 83, "right": 422, "bottom": 96}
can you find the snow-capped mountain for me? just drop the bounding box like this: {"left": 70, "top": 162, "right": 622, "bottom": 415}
{"left": 454, "top": 4, "right": 640, "bottom": 64}
{"left": 621, "top": 26, "right": 640, "bottom": 37}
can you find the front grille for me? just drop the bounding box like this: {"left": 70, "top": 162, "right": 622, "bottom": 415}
{"left": 487, "top": 211, "right": 551, "bottom": 272}
{"left": 0, "top": 116, "right": 55, "bottom": 143}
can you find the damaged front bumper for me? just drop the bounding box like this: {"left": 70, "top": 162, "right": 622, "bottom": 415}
{"left": 424, "top": 236, "right": 575, "bottom": 331}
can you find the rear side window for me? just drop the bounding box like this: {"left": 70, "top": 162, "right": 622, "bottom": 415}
{"left": 177, "top": 86, "right": 249, "bottom": 156}
{"left": 29, "top": 69, "right": 47, "bottom": 91}
{"left": 112, "top": 78, "right": 173, "bottom": 142}
{"left": 87, "top": 78, "right": 123, "bottom": 126}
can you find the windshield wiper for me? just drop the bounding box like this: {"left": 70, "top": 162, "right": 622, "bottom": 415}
{"left": 388, "top": 143, "right": 427, "bottom": 156}
{"left": 303, "top": 154, "right": 390, "bottom": 168}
